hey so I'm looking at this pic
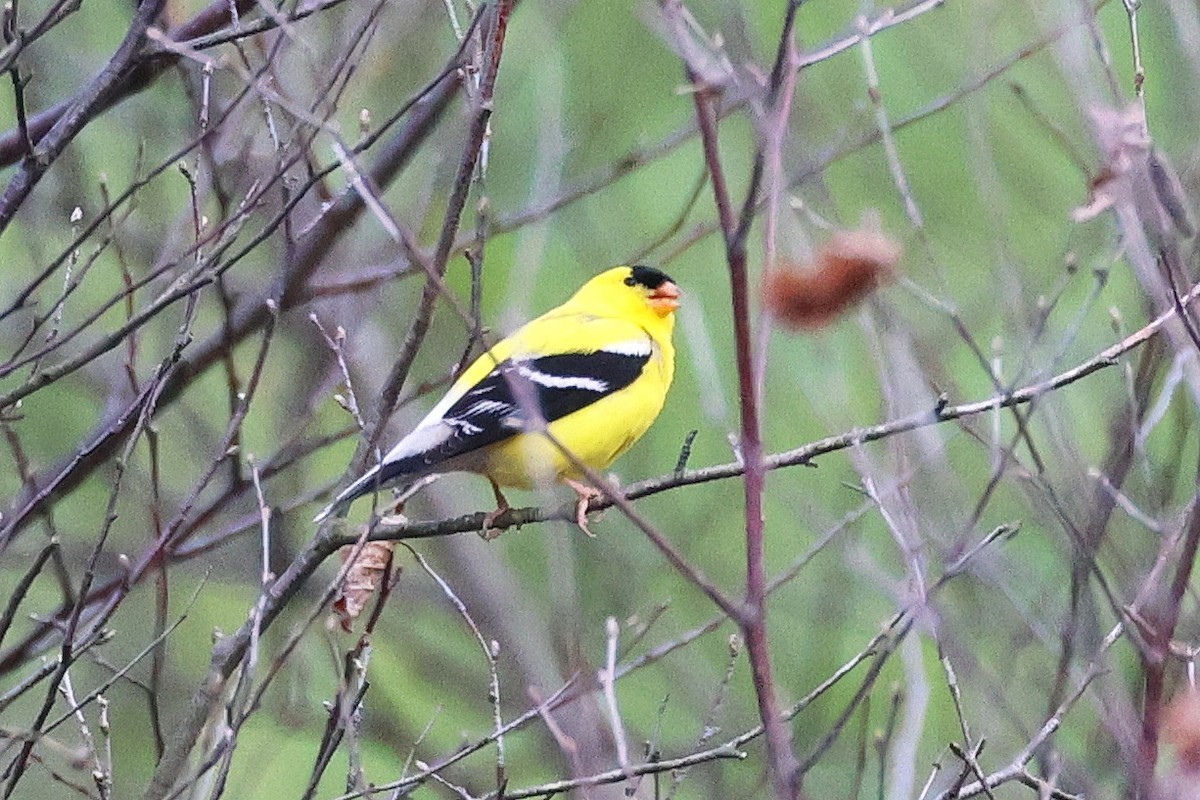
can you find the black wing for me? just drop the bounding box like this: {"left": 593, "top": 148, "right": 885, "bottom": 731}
{"left": 316, "top": 348, "right": 652, "bottom": 520}
{"left": 372, "top": 349, "right": 650, "bottom": 487}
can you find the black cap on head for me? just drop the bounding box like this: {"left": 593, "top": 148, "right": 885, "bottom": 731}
{"left": 624, "top": 265, "right": 674, "bottom": 289}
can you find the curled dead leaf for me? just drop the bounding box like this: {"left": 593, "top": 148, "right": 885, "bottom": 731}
{"left": 762, "top": 228, "right": 901, "bottom": 331}
{"left": 1073, "top": 103, "right": 1193, "bottom": 237}
{"left": 331, "top": 539, "right": 396, "bottom": 633}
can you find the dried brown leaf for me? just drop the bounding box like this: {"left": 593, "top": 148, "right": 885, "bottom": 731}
{"left": 763, "top": 228, "right": 901, "bottom": 331}
{"left": 331, "top": 539, "right": 396, "bottom": 632}
{"left": 1165, "top": 688, "right": 1200, "bottom": 770}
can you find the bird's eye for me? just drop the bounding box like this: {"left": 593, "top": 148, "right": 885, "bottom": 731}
{"left": 623, "top": 275, "right": 637, "bottom": 286}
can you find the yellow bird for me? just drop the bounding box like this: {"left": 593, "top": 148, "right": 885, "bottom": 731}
{"left": 314, "top": 265, "right": 681, "bottom": 534}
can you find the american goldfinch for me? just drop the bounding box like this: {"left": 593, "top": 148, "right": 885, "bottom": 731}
{"left": 314, "top": 265, "right": 681, "bottom": 534}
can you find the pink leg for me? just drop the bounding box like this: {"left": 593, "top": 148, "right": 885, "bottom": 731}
{"left": 480, "top": 479, "right": 512, "bottom": 540}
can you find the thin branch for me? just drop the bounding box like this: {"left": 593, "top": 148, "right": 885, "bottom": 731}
{"left": 0, "top": 0, "right": 169, "bottom": 234}
{"left": 0, "top": 0, "right": 260, "bottom": 168}
{"left": 333, "top": 272, "right": 1200, "bottom": 545}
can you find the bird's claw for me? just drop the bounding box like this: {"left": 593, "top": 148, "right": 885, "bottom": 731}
{"left": 565, "top": 478, "right": 603, "bottom": 538}
{"left": 479, "top": 506, "right": 509, "bottom": 540}
{"left": 480, "top": 479, "right": 512, "bottom": 540}
{"left": 575, "top": 496, "right": 597, "bottom": 538}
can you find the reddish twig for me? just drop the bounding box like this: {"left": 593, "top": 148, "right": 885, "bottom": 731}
{"left": 1135, "top": 451, "right": 1200, "bottom": 790}
{"left": 680, "top": 0, "right": 804, "bottom": 796}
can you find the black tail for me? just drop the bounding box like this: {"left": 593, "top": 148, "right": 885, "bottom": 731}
{"left": 312, "top": 463, "right": 386, "bottom": 523}
{"left": 312, "top": 454, "right": 433, "bottom": 524}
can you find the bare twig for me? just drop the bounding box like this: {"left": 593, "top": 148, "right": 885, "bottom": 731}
{"left": 0, "top": 0, "right": 169, "bottom": 234}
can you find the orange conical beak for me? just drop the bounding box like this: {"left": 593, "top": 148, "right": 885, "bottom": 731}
{"left": 648, "top": 281, "right": 681, "bottom": 316}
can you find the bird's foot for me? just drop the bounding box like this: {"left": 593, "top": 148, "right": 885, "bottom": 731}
{"left": 480, "top": 506, "right": 510, "bottom": 540}
{"left": 564, "top": 478, "right": 603, "bottom": 538}
{"left": 480, "top": 480, "right": 512, "bottom": 540}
